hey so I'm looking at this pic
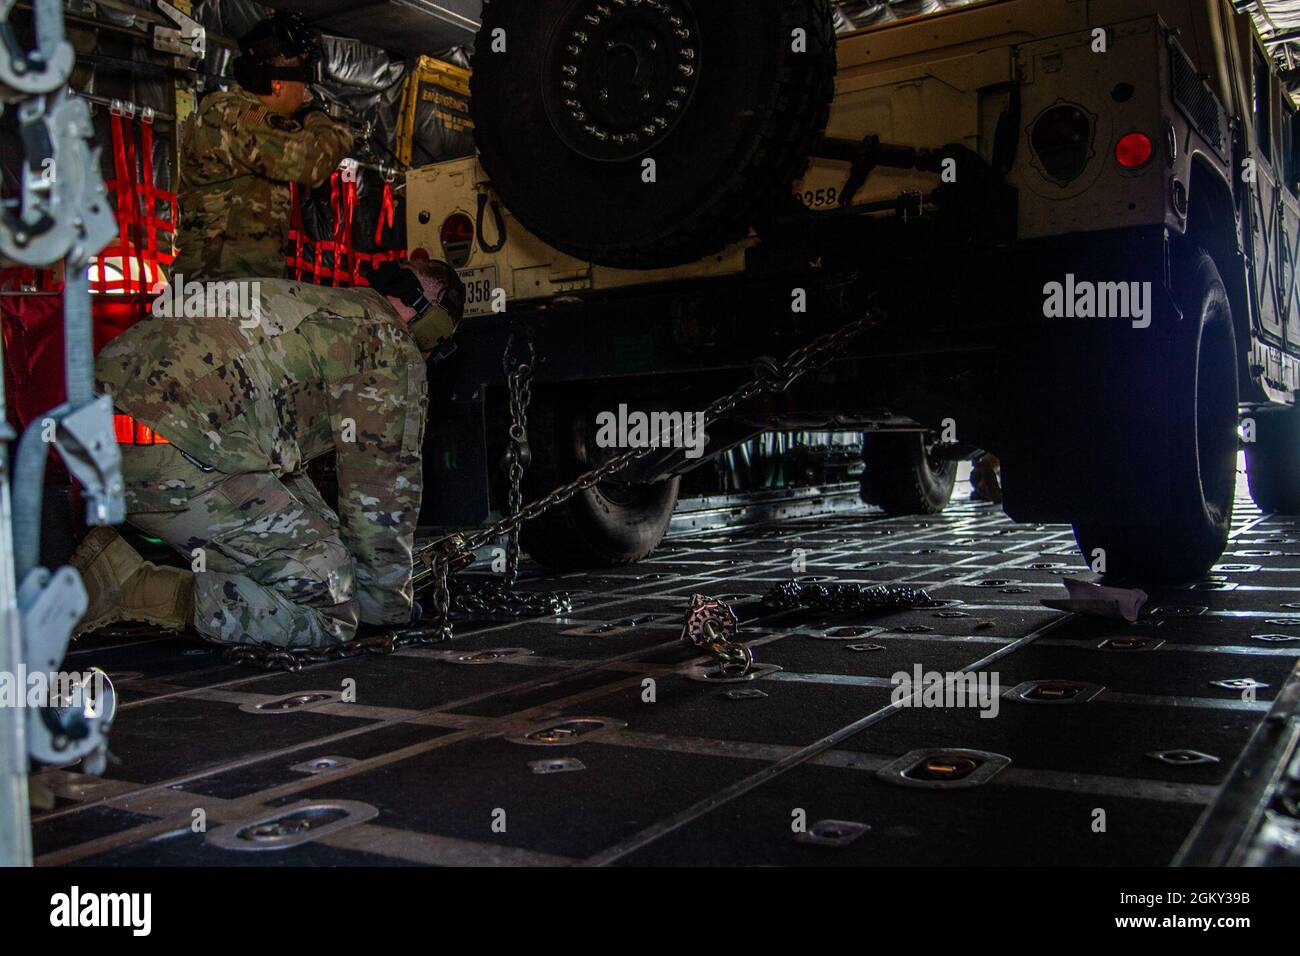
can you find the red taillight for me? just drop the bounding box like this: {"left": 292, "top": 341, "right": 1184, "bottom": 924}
{"left": 439, "top": 213, "right": 475, "bottom": 268}
{"left": 1115, "top": 132, "right": 1153, "bottom": 169}
{"left": 113, "top": 414, "right": 169, "bottom": 446}
{"left": 440, "top": 214, "right": 474, "bottom": 246}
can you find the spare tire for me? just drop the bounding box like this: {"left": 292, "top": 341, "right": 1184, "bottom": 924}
{"left": 471, "top": 0, "right": 837, "bottom": 269}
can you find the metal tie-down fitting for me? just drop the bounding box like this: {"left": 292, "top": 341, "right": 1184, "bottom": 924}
{"left": 681, "top": 593, "right": 753, "bottom": 677}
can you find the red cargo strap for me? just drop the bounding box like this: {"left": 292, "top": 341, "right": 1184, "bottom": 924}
{"left": 137, "top": 120, "right": 177, "bottom": 275}
{"left": 375, "top": 177, "right": 396, "bottom": 245}
{"left": 287, "top": 170, "right": 405, "bottom": 288}
{"left": 287, "top": 182, "right": 321, "bottom": 285}
{"left": 99, "top": 111, "right": 136, "bottom": 294}
{"left": 99, "top": 109, "right": 178, "bottom": 301}
{"left": 332, "top": 169, "right": 356, "bottom": 285}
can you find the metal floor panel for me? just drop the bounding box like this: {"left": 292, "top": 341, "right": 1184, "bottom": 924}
{"left": 613, "top": 763, "right": 1208, "bottom": 867}
{"left": 29, "top": 482, "right": 1300, "bottom": 866}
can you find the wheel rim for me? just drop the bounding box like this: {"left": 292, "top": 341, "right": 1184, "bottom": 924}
{"left": 543, "top": 0, "right": 702, "bottom": 162}
{"left": 573, "top": 408, "right": 659, "bottom": 506}
{"left": 922, "top": 435, "right": 948, "bottom": 477}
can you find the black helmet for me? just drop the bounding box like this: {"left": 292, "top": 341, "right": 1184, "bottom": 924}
{"left": 239, "top": 12, "right": 322, "bottom": 64}
{"left": 233, "top": 12, "right": 323, "bottom": 93}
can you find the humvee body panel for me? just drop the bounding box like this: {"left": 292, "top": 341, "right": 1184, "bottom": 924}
{"left": 406, "top": 158, "right": 753, "bottom": 312}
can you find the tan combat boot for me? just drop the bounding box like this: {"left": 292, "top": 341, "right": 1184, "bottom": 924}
{"left": 69, "top": 527, "right": 195, "bottom": 635}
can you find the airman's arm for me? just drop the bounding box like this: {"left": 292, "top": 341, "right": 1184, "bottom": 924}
{"left": 230, "top": 106, "right": 356, "bottom": 188}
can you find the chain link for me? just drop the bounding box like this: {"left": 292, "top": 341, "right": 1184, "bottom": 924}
{"left": 218, "top": 578, "right": 573, "bottom": 672}
{"left": 223, "top": 310, "right": 882, "bottom": 671}
{"left": 445, "top": 309, "right": 881, "bottom": 561}
{"left": 220, "top": 629, "right": 443, "bottom": 673}
{"left": 503, "top": 332, "right": 534, "bottom": 587}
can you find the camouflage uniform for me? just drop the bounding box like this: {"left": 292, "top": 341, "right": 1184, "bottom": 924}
{"left": 172, "top": 85, "right": 354, "bottom": 281}
{"left": 95, "top": 281, "right": 428, "bottom": 648}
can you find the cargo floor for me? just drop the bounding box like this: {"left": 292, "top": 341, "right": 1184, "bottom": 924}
{"left": 31, "top": 480, "right": 1300, "bottom": 866}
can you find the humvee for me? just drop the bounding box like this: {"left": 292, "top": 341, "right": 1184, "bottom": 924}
{"left": 406, "top": 0, "right": 1300, "bottom": 582}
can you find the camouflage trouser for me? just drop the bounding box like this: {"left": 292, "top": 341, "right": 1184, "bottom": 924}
{"left": 120, "top": 444, "right": 358, "bottom": 649}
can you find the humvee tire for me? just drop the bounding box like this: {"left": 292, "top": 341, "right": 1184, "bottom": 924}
{"left": 1073, "top": 250, "right": 1239, "bottom": 584}
{"left": 1245, "top": 406, "right": 1300, "bottom": 513}
{"left": 520, "top": 399, "right": 680, "bottom": 569}
{"left": 471, "top": 0, "right": 837, "bottom": 269}
{"left": 859, "top": 433, "right": 957, "bottom": 516}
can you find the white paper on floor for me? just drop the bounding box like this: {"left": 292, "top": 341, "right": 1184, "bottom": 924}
{"left": 1041, "top": 577, "right": 1148, "bottom": 623}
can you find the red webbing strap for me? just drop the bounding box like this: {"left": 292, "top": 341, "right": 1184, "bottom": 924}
{"left": 327, "top": 170, "right": 362, "bottom": 286}
{"left": 123, "top": 116, "right": 142, "bottom": 295}
{"left": 356, "top": 177, "right": 405, "bottom": 278}
{"left": 341, "top": 174, "right": 360, "bottom": 285}
{"left": 286, "top": 170, "right": 406, "bottom": 288}
{"left": 99, "top": 112, "right": 178, "bottom": 299}
{"left": 287, "top": 182, "right": 302, "bottom": 279}
{"left": 100, "top": 112, "right": 134, "bottom": 294}
{"left": 313, "top": 181, "right": 329, "bottom": 286}
{"left": 139, "top": 120, "right": 157, "bottom": 275}
{"left": 329, "top": 171, "right": 344, "bottom": 286}
{"left": 375, "top": 178, "right": 395, "bottom": 245}
{"left": 288, "top": 182, "right": 306, "bottom": 280}
{"left": 287, "top": 180, "right": 328, "bottom": 285}
{"left": 137, "top": 121, "right": 178, "bottom": 275}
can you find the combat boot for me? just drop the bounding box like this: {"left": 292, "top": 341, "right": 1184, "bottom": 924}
{"left": 70, "top": 527, "right": 195, "bottom": 635}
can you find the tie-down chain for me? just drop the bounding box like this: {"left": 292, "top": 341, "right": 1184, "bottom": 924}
{"left": 223, "top": 309, "right": 885, "bottom": 671}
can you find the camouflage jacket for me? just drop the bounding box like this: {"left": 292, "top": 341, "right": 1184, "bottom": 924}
{"left": 172, "top": 85, "right": 354, "bottom": 281}
{"left": 96, "top": 281, "right": 428, "bottom": 625}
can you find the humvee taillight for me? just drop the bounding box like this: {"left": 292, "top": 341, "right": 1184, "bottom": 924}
{"left": 1115, "top": 132, "right": 1154, "bottom": 170}
{"left": 439, "top": 213, "right": 474, "bottom": 268}
{"left": 1030, "top": 103, "right": 1094, "bottom": 184}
